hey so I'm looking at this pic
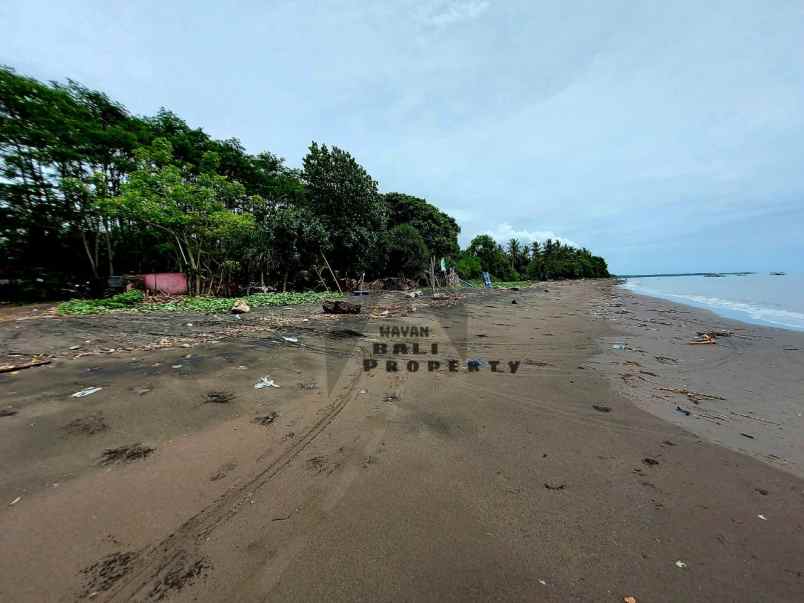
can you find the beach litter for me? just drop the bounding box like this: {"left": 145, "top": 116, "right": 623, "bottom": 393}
{"left": 8, "top": 496, "right": 21, "bottom": 506}
{"left": 282, "top": 336, "right": 299, "bottom": 343}
{"left": 255, "top": 376, "right": 280, "bottom": 389}
{"left": 757, "top": 514, "right": 767, "bottom": 521}
{"left": 253, "top": 412, "right": 279, "bottom": 426}
{"left": 674, "top": 560, "right": 688, "bottom": 569}
{"left": 659, "top": 387, "right": 725, "bottom": 404}
{"left": 674, "top": 405, "right": 691, "bottom": 416}
{"left": 612, "top": 343, "right": 627, "bottom": 350}
{"left": 592, "top": 404, "right": 611, "bottom": 413}
{"left": 624, "top": 597, "right": 638, "bottom": 603}
{"left": 0, "top": 358, "right": 51, "bottom": 374}
{"left": 688, "top": 333, "right": 717, "bottom": 345}
{"left": 72, "top": 386, "right": 102, "bottom": 398}
{"left": 467, "top": 358, "right": 489, "bottom": 370}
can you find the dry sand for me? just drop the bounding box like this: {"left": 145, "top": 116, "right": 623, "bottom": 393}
{"left": 0, "top": 281, "right": 802, "bottom": 602}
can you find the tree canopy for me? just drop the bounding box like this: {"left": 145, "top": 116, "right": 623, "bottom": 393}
{"left": 1, "top": 66, "right": 608, "bottom": 299}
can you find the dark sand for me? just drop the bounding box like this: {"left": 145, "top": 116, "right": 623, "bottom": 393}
{"left": 1, "top": 281, "right": 802, "bottom": 602}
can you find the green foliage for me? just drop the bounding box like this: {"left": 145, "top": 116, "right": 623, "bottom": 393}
{"left": 58, "top": 290, "right": 339, "bottom": 315}
{"left": 58, "top": 289, "right": 144, "bottom": 314}
{"left": 455, "top": 254, "right": 482, "bottom": 279}
{"left": 301, "top": 142, "right": 386, "bottom": 274}
{"left": 384, "top": 193, "right": 460, "bottom": 259}
{"left": 1, "top": 66, "right": 610, "bottom": 302}
{"left": 381, "top": 224, "right": 429, "bottom": 277}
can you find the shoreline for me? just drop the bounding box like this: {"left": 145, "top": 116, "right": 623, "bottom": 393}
{"left": 595, "top": 281, "right": 804, "bottom": 479}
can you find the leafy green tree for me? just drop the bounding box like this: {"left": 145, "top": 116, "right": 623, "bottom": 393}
{"left": 455, "top": 254, "right": 482, "bottom": 279}
{"left": 381, "top": 224, "right": 429, "bottom": 277}
{"left": 384, "top": 193, "right": 460, "bottom": 260}
{"left": 109, "top": 139, "right": 257, "bottom": 294}
{"left": 301, "top": 142, "right": 386, "bottom": 275}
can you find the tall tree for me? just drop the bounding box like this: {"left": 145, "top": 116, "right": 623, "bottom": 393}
{"left": 301, "top": 142, "right": 386, "bottom": 274}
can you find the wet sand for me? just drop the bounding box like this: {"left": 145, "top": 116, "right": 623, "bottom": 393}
{"left": 1, "top": 281, "right": 802, "bottom": 602}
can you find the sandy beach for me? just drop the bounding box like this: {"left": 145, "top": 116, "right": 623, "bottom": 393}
{"left": 1, "top": 281, "right": 802, "bottom": 602}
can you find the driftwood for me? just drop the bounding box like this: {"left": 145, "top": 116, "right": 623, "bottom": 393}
{"left": 688, "top": 334, "right": 717, "bottom": 345}
{"left": 322, "top": 300, "right": 361, "bottom": 314}
{"left": 0, "top": 359, "right": 51, "bottom": 374}
{"left": 659, "top": 386, "right": 725, "bottom": 403}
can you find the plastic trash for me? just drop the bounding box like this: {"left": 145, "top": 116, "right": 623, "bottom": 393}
{"left": 757, "top": 514, "right": 767, "bottom": 520}
{"left": 674, "top": 560, "right": 687, "bottom": 568}
{"left": 8, "top": 496, "right": 21, "bottom": 506}
{"left": 72, "top": 386, "right": 102, "bottom": 398}
{"left": 255, "top": 376, "right": 280, "bottom": 389}
{"left": 282, "top": 336, "right": 299, "bottom": 343}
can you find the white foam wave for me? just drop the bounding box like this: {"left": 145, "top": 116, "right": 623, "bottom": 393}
{"left": 621, "top": 282, "right": 804, "bottom": 331}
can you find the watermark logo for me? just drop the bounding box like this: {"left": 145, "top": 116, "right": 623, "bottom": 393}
{"left": 323, "top": 292, "right": 520, "bottom": 395}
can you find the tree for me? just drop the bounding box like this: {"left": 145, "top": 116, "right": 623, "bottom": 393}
{"left": 384, "top": 193, "right": 460, "bottom": 260}
{"left": 301, "top": 142, "right": 386, "bottom": 274}
{"left": 109, "top": 139, "right": 257, "bottom": 295}
{"left": 381, "top": 224, "right": 428, "bottom": 277}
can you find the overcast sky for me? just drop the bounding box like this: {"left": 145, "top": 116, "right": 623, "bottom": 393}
{"left": 4, "top": 0, "right": 803, "bottom": 274}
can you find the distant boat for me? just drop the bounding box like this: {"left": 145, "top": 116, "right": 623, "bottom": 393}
{"left": 770, "top": 271, "right": 786, "bottom": 276}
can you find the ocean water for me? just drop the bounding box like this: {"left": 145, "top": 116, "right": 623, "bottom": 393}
{"left": 620, "top": 273, "right": 804, "bottom": 332}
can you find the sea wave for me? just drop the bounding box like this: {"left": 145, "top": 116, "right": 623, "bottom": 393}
{"left": 621, "top": 282, "right": 804, "bottom": 331}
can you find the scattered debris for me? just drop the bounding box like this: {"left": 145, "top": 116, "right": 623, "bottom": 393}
{"left": 404, "top": 290, "right": 422, "bottom": 298}
{"left": 8, "top": 496, "right": 21, "bottom": 506}
{"left": 0, "top": 408, "right": 18, "bottom": 417}
{"left": 467, "top": 358, "right": 489, "bottom": 369}
{"left": 253, "top": 412, "right": 279, "bottom": 426}
{"left": 230, "top": 299, "right": 251, "bottom": 314}
{"left": 254, "top": 376, "right": 280, "bottom": 389}
{"left": 64, "top": 414, "right": 108, "bottom": 436}
{"left": 757, "top": 514, "right": 767, "bottom": 521}
{"left": 432, "top": 292, "right": 450, "bottom": 300}
{"left": 322, "top": 300, "right": 361, "bottom": 314}
{"left": 298, "top": 382, "right": 319, "bottom": 390}
{"left": 133, "top": 386, "right": 151, "bottom": 396}
{"left": 612, "top": 343, "right": 627, "bottom": 350}
{"left": 675, "top": 405, "right": 691, "bottom": 416}
{"left": 70, "top": 344, "right": 81, "bottom": 350}
{"left": 659, "top": 387, "right": 725, "bottom": 403}
{"left": 655, "top": 356, "right": 678, "bottom": 364}
{"left": 688, "top": 333, "right": 717, "bottom": 345}
{"left": 171, "top": 364, "right": 183, "bottom": 369}
{"left": 755, "top": 488, "right": 769, "bottom": 496}
{"left": 99, "top": 443, "right": 155, "bottom": 465}
{"left": 698, "top": 330, "right": 732, "bottom": 338}
{"left": 740, "top": 432, "right": 755, "bottom": 440}
{"left": 624, "top": 596, "right": 638, "bottom": 603}
{"left": 592, "top": 404, "right": 611, "bottom": 413}
{"left": 72, "top": 386, "right": 102, "bottom": 398}
{"left": 675, "top": 560, "right": 687, "bottom": 569}
{"left": 205, "top": 391, "right": 235, "bottom": 404}
{"left": 0, "top": 358, "right": 51, "bottom": 374}
{"left": 281, "top": 336, "right": 299, "bottom": 343}
{"left": 642, "top": 457, "right": 660, "bottom": 466}
{"left": 511, "top": 299, "right": 518, "bottom": 304}
{"left": 544, "top": 482, "right": 566, "bottom": 490}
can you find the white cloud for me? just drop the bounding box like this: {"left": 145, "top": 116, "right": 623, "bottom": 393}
{"left": 424, "top": 1, "right": 490, "bottom": 27}
{"left": 482, "top": 223, "right": 582, "bottom": 249}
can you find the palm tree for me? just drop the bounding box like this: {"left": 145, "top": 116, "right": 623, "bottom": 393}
{"left": 506, "top": 238, "right": 520, "bottom": 271}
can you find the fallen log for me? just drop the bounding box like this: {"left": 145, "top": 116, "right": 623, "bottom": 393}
{"left": 0, "top": 359, "right": 51, "bottom": 374}
{"left": 322, "top": 300, "right": 361, "bottom": 314}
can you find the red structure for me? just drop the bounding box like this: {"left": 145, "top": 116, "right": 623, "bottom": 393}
{"left": 141, "top": 272, "right": 188, "bottom": 295}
